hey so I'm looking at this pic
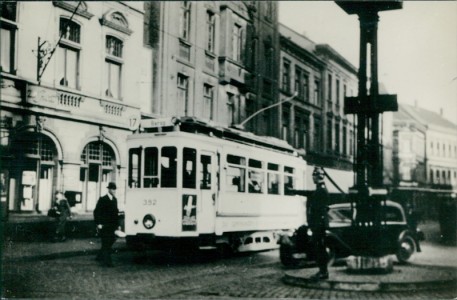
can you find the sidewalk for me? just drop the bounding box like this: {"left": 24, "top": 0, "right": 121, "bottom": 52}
{"left": 1, "top": 237, "right": 127, "bottom": 262}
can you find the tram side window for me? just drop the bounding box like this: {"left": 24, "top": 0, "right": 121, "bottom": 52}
{"left": 128, "top": 148, "right": 141, "bottom": 188}
{"left": 226, "top": 154, "right": 246, "bottom": 192}
{"left": 200, "top": 154, "right": 212, "bottom": 190}
{"left": 267, "top": 163, "right": 280, "bottom": 195}
{"left": 161, "top": 147, "right": 177, "bottom": 188}
{"left": 183, "top": 147, "right": 196, "bottom": 189}
{"left": 144, "top": 147, "right": 159, "bottom": 188}
{"left": 284, "top": 166, "right": 295, "bottom": 195}
{"left": 248, "top": 159, "right": 264, "bottom": 193}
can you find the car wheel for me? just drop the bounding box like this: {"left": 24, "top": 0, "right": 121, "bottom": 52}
{"left": 280, "top": 243, "right": 302, "bottom": 267}
{"left": 396, "top": 235, "right": 416, "bottom": 264}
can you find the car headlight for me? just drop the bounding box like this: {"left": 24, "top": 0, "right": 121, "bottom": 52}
{"left": 143, "top": 214, "right": 156, "bottom": 229}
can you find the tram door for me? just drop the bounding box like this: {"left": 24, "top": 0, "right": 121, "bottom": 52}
{"left": 198, "top": 150, "right": 217, "bottom": 234}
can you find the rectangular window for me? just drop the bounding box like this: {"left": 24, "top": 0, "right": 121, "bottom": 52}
{"left": 336, "top": 79, "right": 340, "bottom": 106}
{"left": 295, "top": 67, "right": 302, "bottom": 98}
{"left": 335, "top": 122, "right": 340, "bottom": 153}
{"left": 58, "top": 46, "right": 79, "bottom": 89}
{"left": 203, "top": 84, "right": 214, "bottom": 120}
{"left": 226, "top": 155, "right": 246, "bottom": 193}
{"left": 232, "top": 24, "right": 242, "bottom": 61}
{"left": 328, "top": 74, "right": 332, "bottom": 101}
{"left": 327, "top": 120, "right": 333, "bottom": 152}
{"left": 282, "top": 60, "right": 290, "bottom": 92}
{"left": 58, "top": 18, "right": 81, "bottom": 88}
{"left": 206, "top": 11, "right": 215, "bottom": 52}
{"left": 0, "top": 27, "right": 14, "bottom": 73}
{"left": 343, "top": 126, "right": 347, "bottom": 155}
{"left": 314, "top": 79, "right": 320, "bottom": 105}
{"left": 183, "top": 148, "right": 196, "bottom": 189}
{"left": 349, "top": 129, "right": 354, "bottom": 156}
{"left": 161, "top": 147, "right": 177, "bottom": 188}
{"left": 177, "top": 74, "right": 189, "bottom": 116}
{"left": 180, "top": 1, "right": 191, "bottom": 40}
{"left": 144, "top": 147, "right": 159, "bottom": 188}
{"left": 282, "top": 111, "right": 289, "bottom": 142}
{"left": 105, "top": 36, "right": 123, "bottom": 98}
{"left": 303, "top": 74, "right": 309, "bottom": 102}
{"left": 128, "top": 148, "right": 142, "bottom": 188}
{"left": 248, "top": 159, "right": 264, "bottom": 194}
{"left": 105, "top": 61, "right": 121, "bottom": 98}
{"left": 284, "top": 166, "right": 295, "bottom": 195}
{"left": 267, "top": 163, "right": 280, "bottom": 195}
{"left": 303, "top": 116, "right": 310, "bottom": 151}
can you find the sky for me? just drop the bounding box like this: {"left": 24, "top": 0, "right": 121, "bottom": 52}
{"left": 279, "top": 1, "right": 457, "bottom": 125}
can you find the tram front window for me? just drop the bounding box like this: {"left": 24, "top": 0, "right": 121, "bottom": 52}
{"left": 144, "top": 147, "right": 159, "bottom": 188}
{"left": 161, "top": 147, "right": 177, "bottom": 188}
{"left": 183, "top": 148, "right": 196, "bottom": 189}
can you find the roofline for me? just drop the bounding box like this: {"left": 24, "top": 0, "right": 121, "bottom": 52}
{"left": 315, "top": 44, "right": 358, "bottom": 75}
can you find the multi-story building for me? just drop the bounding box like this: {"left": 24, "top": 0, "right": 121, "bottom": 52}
{"left": 144, "top": 1, "right": 280, "bottom": 135}
{"left": 279, "top": 24, "right": 358, "bottom": 193}
{"left": 391, "top": 103, "right": 457, "bottom": 189}
{"left": 0, "top": 1, "right": 152, "bottom": 220}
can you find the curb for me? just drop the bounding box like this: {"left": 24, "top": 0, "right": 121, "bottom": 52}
{"left": 282, "top": 265, "right": 457, "bottom": 292}
{"left": 282, "top": 273, "right": 457, "bottom": 292}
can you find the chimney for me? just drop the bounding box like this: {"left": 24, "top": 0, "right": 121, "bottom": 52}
{"left": 440, "top": 108, "right": 443, "bottom": 116}
{"left": 414, "top": 100, "right": 418, "bottom": 108}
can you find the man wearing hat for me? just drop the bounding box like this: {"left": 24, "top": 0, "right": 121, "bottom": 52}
{"left": 292, "top": 167, "right": 330, "bottom": 280}
{"left": 94, "top": 182, "right": 119, "bottom": 267}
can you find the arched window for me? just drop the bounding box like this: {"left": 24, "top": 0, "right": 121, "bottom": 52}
{"left": 80, "top": 141, "right": 116, "bottom": 211}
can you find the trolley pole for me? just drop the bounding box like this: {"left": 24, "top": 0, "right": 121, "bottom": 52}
{"left": 336, "top": 1, "right": 402, "bottom": 272}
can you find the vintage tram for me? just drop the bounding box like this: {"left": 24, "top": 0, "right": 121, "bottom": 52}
{"left": 124, "top": 117, "right": 308, "bottom": 253}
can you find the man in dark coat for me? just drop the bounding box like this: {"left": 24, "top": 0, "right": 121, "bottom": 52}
{"left": 293, "top": 167, "right": 329, "bottom": 280}
{"left": 94, "top": 182, "right": 119, "bottom": 267}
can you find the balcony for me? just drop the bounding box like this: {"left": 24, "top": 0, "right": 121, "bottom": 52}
{"left": 218, "top": 56, "right": 249, "bottom": 85}
{"left": 24, "top": 83, "right": 140, "bottom": 129}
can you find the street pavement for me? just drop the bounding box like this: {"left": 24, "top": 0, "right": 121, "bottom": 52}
{"left": 2, "top": 236, "right": 457, "bottom": 293}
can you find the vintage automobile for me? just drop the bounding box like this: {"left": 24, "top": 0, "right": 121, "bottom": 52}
{"left": 278, "top": 200, "right": 425, "bottom": 267}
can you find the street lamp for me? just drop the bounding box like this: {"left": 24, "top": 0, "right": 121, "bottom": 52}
{"left": 233, "top": 91, "right": 298, "bottom": 130}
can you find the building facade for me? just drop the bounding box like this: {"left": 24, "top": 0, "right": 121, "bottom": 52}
{"left": 391, "top": 103, "right": 457, "bottom": 190}
{"left": 279, "top": 24, "right": 358, "bottom": 192}
{"left": 144, "top": 1, "right": 280, "bottom": 136}
{"left": 0, "top": 1, "right": 152, "bottom": 219}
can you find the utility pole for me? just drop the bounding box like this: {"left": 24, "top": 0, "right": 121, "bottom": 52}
{"left": 336, "top": 1, "right": 402, "bottom": 272}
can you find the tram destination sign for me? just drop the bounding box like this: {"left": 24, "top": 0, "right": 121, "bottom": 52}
{"left": 141, "top": 117, "right": 178, "bottom": 129}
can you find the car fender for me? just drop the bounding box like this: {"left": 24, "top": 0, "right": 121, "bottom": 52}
{"left": 325, "top": 230, "right": 352, "bottom": 253}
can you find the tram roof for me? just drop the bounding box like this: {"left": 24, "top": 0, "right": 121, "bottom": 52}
{"left": 139, "top": 116, "right": 297, "bottom": 155}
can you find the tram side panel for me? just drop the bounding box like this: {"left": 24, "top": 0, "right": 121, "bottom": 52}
{"left": 215, "top": 146, "right": 307, "bottom": 236}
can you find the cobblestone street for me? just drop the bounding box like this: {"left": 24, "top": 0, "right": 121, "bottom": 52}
{"left": 3, "top": 244, "right": 456, "bottom": 299}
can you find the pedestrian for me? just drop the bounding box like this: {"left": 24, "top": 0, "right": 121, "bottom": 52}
{"left": 94, "top": 182, "right": 120, "bottom": 267}
{"left": 52, "top": 191, "right": 72, "bottom": 242}
{"left": 293, "top": 167, "right": 329, "bottom": 280}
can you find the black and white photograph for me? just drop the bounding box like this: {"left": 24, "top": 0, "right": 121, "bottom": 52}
{"left": 1, "top": 1, "right": 456, "bottom": 299}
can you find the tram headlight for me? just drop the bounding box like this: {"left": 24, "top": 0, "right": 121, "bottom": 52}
{"left": 143, "top": 214, "right": 156, "bottom": 229}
